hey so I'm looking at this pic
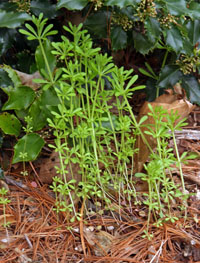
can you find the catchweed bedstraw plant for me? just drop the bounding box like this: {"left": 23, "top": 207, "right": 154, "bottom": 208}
{"left": 0, "top": 187, "right": 11, "bottom": 228}
{"left": 20, "top": 116, "right": 33, "bottom": 176}
{"left": 135, "top": 105, "right": 192, "bottom": 239}
{"left": 18, "top": 13, "right": 193, "bottom": 229}
{"left": 20, "top": 13, "right": 148, "bottom": 219}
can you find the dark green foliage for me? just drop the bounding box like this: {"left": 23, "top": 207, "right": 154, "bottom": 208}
{"left": 55, "top": 0, "right": 200, "bottom": 101}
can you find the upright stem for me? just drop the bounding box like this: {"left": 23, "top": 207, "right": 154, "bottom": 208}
{"left": 38, "top": 39, "right": 54, "bottom": 84}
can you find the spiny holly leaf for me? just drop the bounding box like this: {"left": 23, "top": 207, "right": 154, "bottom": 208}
{"left": 186, "top": 20, "right": 200, "bottom": 46}
{"left": 105, "top": 0, "right": 138, "bottom": 8}
{"left": 132, "top": 31, "right": 155, "bottom": 55}
{"left": 111, "top": 26, "right": 127, "bottom": 51}
{"left": 182, "top": 76, "right": 200, "bottom": 105}
{"left": 84, "top": 11, "right": 110, "bottom": 38}
{"left": 57, "top": 0, "right": 88, "bottom": 10}
{"left": 0, "top": 112, "right": 21, "bottom": 136}
{"left": 0, "top": 11, "right": 31, "bottom": 28}
{"left": 0, "top": 68, "right": 14, "bottom": 88}
{"left": 31, "top": 0, "right": 58, "bottom": 18}
{"left": 12, "top": 133, "right": 45, "bottom": 163}
{"left": 165, "top": 26, "right": 183, "bottom": 53}
{"left": 2, "top": 66, "right": 21, "bottom": 88}
{"left": 145, "top": 17, "right": 161, "bottom": 43}
{"left": 157, "top": 65, "right": 183, "bottom": 88}
{"left": 165, "top": 0, "right": 187, "bottom": 16}
{"left": 2, "top": 86, "right": 35, "bottom": 110}
{"left": 187, "top": 2, "right": 200, "bottom": 19}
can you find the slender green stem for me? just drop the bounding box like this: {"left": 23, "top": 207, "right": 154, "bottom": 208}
{"left": 38, "top": 39, "right": 54, "bottom": 84}
{"left": 161, "top": 49, "right": 169, "bottom": 69}
{"left": 172, "top": 132, "right": 185, "bottom": 193}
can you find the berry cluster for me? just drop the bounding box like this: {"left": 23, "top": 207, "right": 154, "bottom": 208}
{"left": 89, "top": 0, "right": 104, "bottom": 11}
{"left": 9, "top": 0, "right": 31, "bottom": 13}
{"left": 159, "top": 13, "right": 178, "bottom": 29}
{"left": 176, "top": 53, "right": 200, "bottom": 74}
{"left": 111, "top": 12, "right": 133, "bottom": 31}
{"left": 136, "top": 0, "right": 157, "bottom": 22}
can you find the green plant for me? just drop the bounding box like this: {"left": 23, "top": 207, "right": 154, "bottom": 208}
{"left": 0, "top": 65, "right": 45, "bottom": 164}
{"left": 0, "top": 187, "right": 11, "bottom": 228}
{"left": 135, "top": 105, "right": 193, "bottom": 238}
{"left": 18, "top": 14, "right": 148, "bottom": 219}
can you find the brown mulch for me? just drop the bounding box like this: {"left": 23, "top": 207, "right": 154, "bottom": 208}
{"left": 1, "top": 107, "right": 200, "bottom": 262}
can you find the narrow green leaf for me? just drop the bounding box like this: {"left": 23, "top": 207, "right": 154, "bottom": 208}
{"left": 145, "top": 63, "right": 157, "bottom": 78}
{"left": 12, "top": 133, "right": 45, "bottom": 163}
{"left": 126, "top": 75, "right": 138, "bottom": 90}
{"left": 139, "top": 68, "right": 155, "bottom": 79}
{"left": 19, "top": 29, "right": 35, "bottom": 38}
{"left": 25, "top": 23, "right": 37, "bottom": 36}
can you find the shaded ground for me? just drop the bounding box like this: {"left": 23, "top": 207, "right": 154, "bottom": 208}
{"left": 1, "top": 104, "right": 200, "bottom": 263}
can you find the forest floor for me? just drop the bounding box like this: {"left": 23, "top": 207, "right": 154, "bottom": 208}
{"left": 1, "top": 98, "right": 200, "bottom": 263}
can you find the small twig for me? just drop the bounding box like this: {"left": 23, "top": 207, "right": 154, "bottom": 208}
{"left": 80, "top": 197, "right": 87, "bottom": 257}
{"left": 150, "top": 240, "right": 167, "bottom": 263}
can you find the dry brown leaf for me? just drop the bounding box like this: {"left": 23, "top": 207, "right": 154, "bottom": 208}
{"left": 39, "top": 151, "right": 82, "bottom": 185}
{"left": 135, "top": 88, "right": 195, "bottom": 172}
{"left": 15, "top": 70, "right": 41, "bottom": 90}
{"left": 83, "top": 226, "right": 114, "bottom": 256}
